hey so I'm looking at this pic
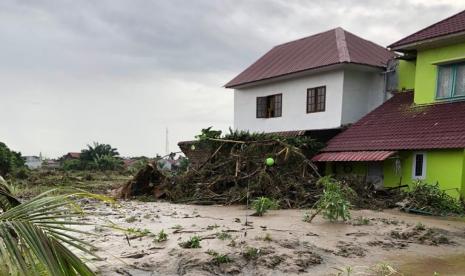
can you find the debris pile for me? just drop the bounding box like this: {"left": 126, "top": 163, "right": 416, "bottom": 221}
{"left": 117, "top": 129, "right": 411, "bottom": 209}
{"left": 118, "top": 129, "right": 325, "bottom": 208}
{"left": 399, "top": 180, "right": 464, "bottom": 216}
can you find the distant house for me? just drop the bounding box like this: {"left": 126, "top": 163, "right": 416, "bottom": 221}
{"left": 313, "top": 10, "right": 465, "bottom": 198}
{"left": 225, "top": 27, "right": 395, "bottom": 135}
{"left": 24, "top": 156, "right": 42, "bottom": 169}
{"left": 63, "top": 152, "right": 81, "bottom": 160}
{"left": 42, "top": 159, "right": 60, "bottom": 170}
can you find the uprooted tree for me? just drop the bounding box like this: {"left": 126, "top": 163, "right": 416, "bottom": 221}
{"left": 117, "top": 128, "right": 326, "bottom": 208}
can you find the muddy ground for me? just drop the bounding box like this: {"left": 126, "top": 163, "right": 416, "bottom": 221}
{"left": 77, "top": 201, "right": 465, "bottom": 276}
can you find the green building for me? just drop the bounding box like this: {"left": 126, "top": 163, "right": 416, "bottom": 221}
{"left": 313, "top": 10, "right": 465, "bottom": 198}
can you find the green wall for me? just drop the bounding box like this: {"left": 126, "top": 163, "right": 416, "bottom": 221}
{"left": 326, "top": 149, "right": 465, "bottom": 198}
{"left": 383, "top": 151, "right": 411, "bottom": 188}
{"left": 414, "top": 42, "right": 465, "bottom": 104}
{"left": 397, "top": 59, "right": 416, "bottom": 91}
{"left": 385, "top": 150, "right": 464, "bottom": 198}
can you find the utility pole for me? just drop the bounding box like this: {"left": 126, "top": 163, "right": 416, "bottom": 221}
{"left": 165, "top": 127, "right": 169, "bottom": 156}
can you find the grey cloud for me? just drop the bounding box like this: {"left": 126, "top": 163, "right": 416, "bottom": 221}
{"left": 0, "top": 0, "right": 463, "bottom": 157}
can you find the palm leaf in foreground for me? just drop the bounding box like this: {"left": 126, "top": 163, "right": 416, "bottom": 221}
{"left": 0, "top": 182, "right": 107, "bottom": 276}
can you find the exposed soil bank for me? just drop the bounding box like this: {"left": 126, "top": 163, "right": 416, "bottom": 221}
{"left": 77, "top": 201, "right": 465, "bottom": 275}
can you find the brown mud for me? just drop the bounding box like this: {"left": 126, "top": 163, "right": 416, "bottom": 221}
{"left": 77, "top": 201, "right": 465, "bottom": 275}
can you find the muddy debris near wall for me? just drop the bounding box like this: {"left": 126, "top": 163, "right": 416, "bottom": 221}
{"left": 116, "top": 130, "right": 401, "bottom": 209}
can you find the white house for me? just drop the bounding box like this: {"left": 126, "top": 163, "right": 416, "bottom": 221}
{"left": 24, "top": 156, "right": 42, "bottom": 169}
{"left": 225, "top": 27, "right": 395, "bottom": 134}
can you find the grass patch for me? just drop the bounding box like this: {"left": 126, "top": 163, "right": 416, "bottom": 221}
{"left": 242, "top": 246, "right": 260, "bottom": 260}
{"left": 216, "top": 232, "right": 232, "bottom": 240}
{"left": 206, "top": 250, "right": 232, "bottom": 265}
{"left": 352, "top": 216, "right": 370, "bottom": 226}
{"left": 153, "top": 229, "right": 168, "bottom": 242}
{"left": 251, "top": 197, "right": 279, "bottom": 216}
{"left": 179, "top": 235, "right": 201, "bottom": 248}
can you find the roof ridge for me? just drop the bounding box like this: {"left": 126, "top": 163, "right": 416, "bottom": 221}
{"left": 274, "top": 27, "right": 340, "bottom": 48}
{"left": 389, "top": 9, "right": 465, "bottom": 48}
{"left": 335, "top": 27, "right": 350, "bottom": 63}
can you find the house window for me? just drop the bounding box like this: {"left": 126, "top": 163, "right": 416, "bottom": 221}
{"left": 412, "top": 152, "right": 426, "bottom": 179}
{"left": 256, "top": 94, "right": 282, "bottom": 118}
{"left": 436, "top": 63, "right": 465, "bottom": 99}
{"left": 307, "top": 86, "right": 326, "bottom": 113}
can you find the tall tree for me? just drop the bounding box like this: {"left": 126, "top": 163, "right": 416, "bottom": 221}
{"left": 80, "top": 142, "right": 119, "bottom": 162}
{"left": 0, "top": 142, "right": 25, "bottom": 177}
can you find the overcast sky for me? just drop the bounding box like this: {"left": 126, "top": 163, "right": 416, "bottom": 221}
{"left": 1, "top": 0, "right": 464, "bottom": 158}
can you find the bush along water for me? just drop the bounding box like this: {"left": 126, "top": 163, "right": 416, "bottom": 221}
{"left": 401, "top": 180, "right": 464, "bottom": 216}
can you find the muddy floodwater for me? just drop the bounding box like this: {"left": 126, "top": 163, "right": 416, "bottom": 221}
{"left": 77, "top": 201, "right": 465, "bottom": 275}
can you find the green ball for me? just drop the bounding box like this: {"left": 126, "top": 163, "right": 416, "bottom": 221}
{"left": 265, "top": 157, "right": 275, "bottom": 166}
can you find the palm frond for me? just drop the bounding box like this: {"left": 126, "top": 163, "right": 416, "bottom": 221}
{"left": 0, "top": 179, "right": 21, "bottom": 211}
{"left": 0, "top": 189, "right": 107, "bottom": 275}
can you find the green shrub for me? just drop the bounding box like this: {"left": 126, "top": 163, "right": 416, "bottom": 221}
{"left": 404, "top": 181, "right": 464, "bottom": 215}
{"left": 62, "top": 159, "right": 83, "bottom": 171}
{"left": 154, "top": 229, "right": 168, "bottom": 242}
{"left": 308, "top": 176, "right": 355, "bottom": 222}
{"left": 216, "top": 232, "right": 232, "bottom": 240}
{"left": 206, "top": 250, "right": 232, "bottom": 265}
{"left": 252, "top": 197, "right": 279, "bottom": 216}
{"left": 242, "top": 246, "right": 260, "bottom": 260}
{"left": 179, "top": 235, "right": 201, "bottom": 248}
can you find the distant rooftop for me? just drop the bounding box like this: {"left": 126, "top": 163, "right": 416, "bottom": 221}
{"left": 225, "top": 27, "right": 395, "bottom": 88}
{"left": 389, "top": 9, "right": 465, "bottom": 50}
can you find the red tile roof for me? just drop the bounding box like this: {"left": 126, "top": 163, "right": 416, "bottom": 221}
{"left": 67, "top": 152, "right": 81, "bottom": 158}
{"left": 312, "top": 151, "right": 396, "bottom": 162}
{"left": 323, "top": 92, "right": 465, "bottom": 151}
{"left": 226, "top": 28, "right": 395, "bottom": 88}
{"left": 389, "top": 10, "right": 465, "bottom": 50}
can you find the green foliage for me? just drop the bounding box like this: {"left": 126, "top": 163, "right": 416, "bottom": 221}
{"left": 127, "top": 158, "right": 149, "bottom": 175}
{"left": 313, "top": 176, "right": 355, "bottom": 222}
{"left": 178, "top": 156, "right": 190, "bottom": 172}
{"left": 403, "top": 180, "right": 464, "bottom": 215}
{"left": 262, "top": 233, "right": 272, "bottom": 242}
{"left": 80, "top": 142, "right": 119, "bottom": 161}
{"left": 0, "top": 142, "right": 26, "bottom": 177}
{"left": 414, "top": 222, "right": 426, "bottom": 231}
{"left": 62, "top": 159, "right": 84, "bottom": 171}
{"left": 172, "top": 127, "right": 325, "bottom": 208}
{"left": 13, "top": 167, "right": 30, "bottom": 180}
{"left": 302, "top": 211, "right": 311, "bottom": 222}
{"left": 352, "top": 216, "right": 370, "bottom": 226}
{"left": 91, "top": 154, "right": 123, "bottom": 171}
{"left": 153, "top": 229, "right": 168, "bottom": 242}
{"left": 216, "top": 232, "right": 232, "bottom": 240}
{"left": 125, "top": 228, "right": 152, "bottom": 237}
{"left": 0, "top": 181, "right": 112, "bottom": 275}
{"left": 62, "top": 142, "right": 123, "bottom": 171}
{"left": 252, "top": 196, "right": 279, "bottom": 216}
{"left": 206, "top": 223, "right": 220, "bottom": 230}
{"left": 242, "top": 246, "right": 260, "bottom": 260}
{"left": 179, "top": 235, "right": 201, "bottom": 248}
{"left": 206, "top": 250, "right": 232, "bottom": 265}
{"left": 195, "top": 127, "right": 222, "bottom": 141}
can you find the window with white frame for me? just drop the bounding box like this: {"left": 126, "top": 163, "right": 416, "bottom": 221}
{"left": 436, "top": 62, "right": 465, "bottom": 99}
{"left": 412, "top": 152, "right": 426, "bottom": 179}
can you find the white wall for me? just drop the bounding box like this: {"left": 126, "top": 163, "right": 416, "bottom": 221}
{"left": 341, "top": 67, "right": 385, "bottom": 125}
{"left": 234, "top": 70, "right": 345, "bottom": 133}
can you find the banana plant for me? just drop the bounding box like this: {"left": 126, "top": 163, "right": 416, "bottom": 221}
{"left": 0, "top": 180, "right": 108, "bottom": 275}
